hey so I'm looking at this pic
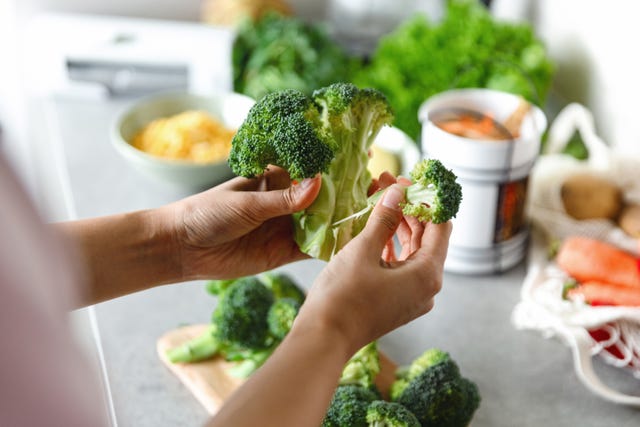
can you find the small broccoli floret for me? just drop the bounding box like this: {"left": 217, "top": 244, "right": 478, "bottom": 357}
{"left": 322, "top": 385, "right": 379, "bottom": 427}
{"left": 228, "top": 89, "right": 335, "bottom": 181}
{"left": 339, "top": 342, "right": 381, "bottom": 390}
{"left": 390, "top": 348, "right": 452, "bottom": 401}
{"left": 396, "top": 359, "right": 480, "bottom": 427}
{"left": 259, "top": 272, "right": 306, "bottom": 304}
{"left": 267, "top": 297, "right": 301, "bottom": 340}
{"left": 366, "top": 400, "right": 421, "bottom": 427}
{"left": 402, "top": 158, "right": 462, "bottom": 224}
{"left": 213, "top": 277, "right": 275, "bottom": 349}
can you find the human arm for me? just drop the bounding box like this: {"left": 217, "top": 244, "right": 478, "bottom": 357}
{"left": 56, "top": 167, "right": 322, "bottom": 306}
{"left": 206, "top": 183, "right": 452, "bottom": 427}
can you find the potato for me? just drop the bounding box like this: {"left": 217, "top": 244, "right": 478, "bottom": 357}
{"left": 618, "top": 204, "right": 640, "bottom": 237}
{"left": 560, "top": 173, "right": 623, "bottom": 220}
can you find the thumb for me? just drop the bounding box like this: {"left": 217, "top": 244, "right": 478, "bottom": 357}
{"left": 249, "top": 175, "right": 322, "bottom": 219}
{"left": 359, "top": 184, "right": 405, "bottom": 258}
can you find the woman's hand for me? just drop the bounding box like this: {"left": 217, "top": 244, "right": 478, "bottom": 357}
{"left": 167, "top": 166, "right": 322, "bottom": 281}
{"left": 295, "top": 182, "right": 452, "bottom": 355}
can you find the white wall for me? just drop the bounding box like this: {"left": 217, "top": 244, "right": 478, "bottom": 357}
{"left": 494, "top": 0, "right": 640, "bottom": 156}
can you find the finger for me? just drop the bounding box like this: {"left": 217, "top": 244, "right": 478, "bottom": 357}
{"left": 224, "top": 166, "right": 292, "bottom": 192}
{"left": 243, "top": 174, "right": 322, "bottom": 219}
{"left": 377, "top": 171, "right": 397, "bottom": 188}
{"left": 358, "top": 184, "right": 405, "bottom": 259}
{"left": 412, "top": 221, "right": 453, "bottom": 267}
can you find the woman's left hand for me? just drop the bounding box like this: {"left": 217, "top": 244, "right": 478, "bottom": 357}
{"left": 166, "top": 166, "right": 322, "bottom": 281}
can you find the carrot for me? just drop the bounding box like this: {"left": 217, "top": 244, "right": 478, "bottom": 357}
{"left": 556, "top": 236, "right": 640, "bottom": 289}
{"left": 566, "top": 280, "right": 640, "bottom": 307}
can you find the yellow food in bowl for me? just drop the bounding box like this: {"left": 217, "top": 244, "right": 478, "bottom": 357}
{"left": 132, "top": 110, "right": 236, "bottom": 163}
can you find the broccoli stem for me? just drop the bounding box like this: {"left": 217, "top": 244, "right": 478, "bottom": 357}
{"left": 166, "top": 325, "right": 221, "bottom": 363}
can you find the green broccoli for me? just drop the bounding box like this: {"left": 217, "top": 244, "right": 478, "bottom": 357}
{"left": 366, "top": 400, "right": 421, "bottom": 427}
{"left": 267, "top": 297, "right": 301, "bottom": 340}
{"left": 395, "top": 359, "right": 480, "bottom": 427}
{"left": 229, "top": 82, "right": 394, "bottom": 260}
{"left": 165, "top": 323, "right": 222, "bottom": 363}
{"left": 336, "top": 159, "right": 462, "bottom": 228}
{"left": 390, "top": 348, "right": 452, "bottom": 401}
{"left": 339, "top": 341, "right": 381, "bottom": 390}
{"left": 259, "top": 272, "right": 306, "bottom": 305}
{"left": 166, "top": 277, "right": 275, "bottom": 364}
{"left": 212, "top": 276, "right": 275, "bottom": 349}
{"left": 322, "top": 385, "right": 379, "bottom": 427}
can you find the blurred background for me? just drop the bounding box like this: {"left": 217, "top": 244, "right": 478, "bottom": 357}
{"left": 1, "top": 0, "right": 638, "bottom": 207}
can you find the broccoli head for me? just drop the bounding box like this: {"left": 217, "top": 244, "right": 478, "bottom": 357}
{"left": 390, "top": 348, "right": 452, "bottom": 401}
{"left": 267, "top": 297, "right": 301, "bottom": 340}
{"left": 322, "top": 385, "right": 379, "bottom": 427}
{"left": 339, "top": 341, "right": 381, "bottom": 390}
{"left": 366, "top": 400, "right": 421, "bottom": 427}
{"left": 229, "top": 82, "right": 394, "bottom": 260}
{"left": 228, "top": 89, "right": 335, "bottom": 180}
{"left": 396, "top": 359, "right": 480, "bottom": 427}
{"left": 212, "top": 276, "right": 275, "bottom": 349}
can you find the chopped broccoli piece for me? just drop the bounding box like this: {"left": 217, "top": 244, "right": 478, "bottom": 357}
{"left": 343, "top": 159, "right": 462, "bottom": 227}
{"left": 267, "top": 297, "right": 301, "bottom": 340}
{"left": 226, "top": 346, "right": 276, "bottom": 378}
{"left": 213, "top": 277, "right": 275, "bottom": 349}
{"left": 340, "top": 342, "right": 381, "bottom": 390}
{"left": 259, "top": 272, "right": 306, "bottom": 304}
{"left": 229, "top": 82, "right": 394, "bottom": 260}
{"left": 366, "top": 400, "right": 421, "bottom": 427}
{"left": 390, "top": 348, "right": 452, "bottom": 401}
{"left": 323, "top": 385, "right": 379, "bottom": 427}
{"left": 396, "top": 359, "right": 480, "bottom": 427}
{"left": 165, "top": 324, "right": 222, "bottom": 363}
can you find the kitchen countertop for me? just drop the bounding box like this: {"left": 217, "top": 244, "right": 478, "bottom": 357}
{"left": 46, "top": 95, "right": 639, "bottom": 427}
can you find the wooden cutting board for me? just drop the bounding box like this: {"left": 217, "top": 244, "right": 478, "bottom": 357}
{"left": 157, "top": 324, "right": 398, "bottom": 415}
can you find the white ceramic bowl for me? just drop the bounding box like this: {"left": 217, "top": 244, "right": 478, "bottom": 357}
{"left": 111, "top": 91, "right": 255, "bottom": 189}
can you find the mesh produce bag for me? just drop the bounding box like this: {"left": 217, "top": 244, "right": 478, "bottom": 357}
{"left": 512, "top": 103, "right": 640, "bottom": 405}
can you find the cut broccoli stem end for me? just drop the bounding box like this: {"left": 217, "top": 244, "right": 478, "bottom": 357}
{"left": 166, "top": 326, "right": 221, "bottom": 363}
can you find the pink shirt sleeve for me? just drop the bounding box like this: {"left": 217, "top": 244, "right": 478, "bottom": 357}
{"left": 0, "top": 154, "right": 110, "bottom": 427}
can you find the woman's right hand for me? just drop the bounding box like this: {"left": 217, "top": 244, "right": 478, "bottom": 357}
{"left": 295, "top": 182, "right": 453, "bottom": 355}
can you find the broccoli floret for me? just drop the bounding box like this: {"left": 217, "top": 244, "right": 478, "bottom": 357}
{"left": 259, "top": 272, "right": 306, "bottom": 305}
{"left": 226, "top": 346, "right": 276, "bottom": 378}
{"left": 396, "top": 359, "right": 480, "bottom": 427}
{"left": 366, "top": 400, "right": 421, "bottom": 427}
{"left": 390, "top": 348, "right": 452, "bottom": 401}
{"left": 213, "top": 277, "right": 275, "bottom": 349}
{"left": 229, "top": 89, "right": 335, "bottom": 181}
{"left": 340, "top": 159, "right": 462, "bottom": 227}
{"left": 267, "top": 297, "right": 301, "bottom": 340}
{"left": 340, "top": 342, "right": 381, "bottom": 390}
{"left": 229, "top": 82, "right": 394, "bottom": 260}
{"left": 322, "top": 385, "right": 379, "bottom": 427}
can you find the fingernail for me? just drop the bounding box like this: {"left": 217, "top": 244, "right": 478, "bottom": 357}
{"left": 382, "top": 185, "right": 404, "bottom": 210}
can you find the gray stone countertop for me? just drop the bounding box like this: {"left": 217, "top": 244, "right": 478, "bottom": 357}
{"left": 49, "top": 95, "right": 639, "bottom": 426}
